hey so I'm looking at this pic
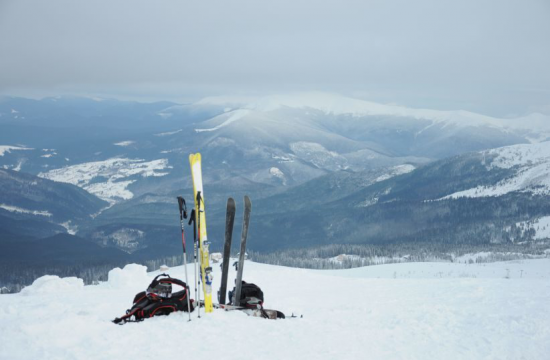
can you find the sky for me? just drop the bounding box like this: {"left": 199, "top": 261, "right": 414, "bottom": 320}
{"left": 0, "top": 0, "right": 549, "bottom": 117}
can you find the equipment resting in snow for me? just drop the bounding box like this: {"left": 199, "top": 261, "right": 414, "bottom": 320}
{"left": 229, "top": 281, "right": 263, "bottom": 308}
{"left": 219, "top": 197, "right": 235, "bottom": 305}
{"left": 113, "top": 274, "right": 194, "bottom": 324}
{"left": 225, "top": 281, "right": 285, "bottom": 319}
{"left": 233, "top": 196, "right": 251, "bottom": 306}
{"left": 214, "top": 303, "right": 286, "bottom": 320}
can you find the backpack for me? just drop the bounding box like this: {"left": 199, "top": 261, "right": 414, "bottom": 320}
{"left": 113, "top": 274, "right": 194, "bottom": 324}
{"left": 228, "top": 281, "right": 264, "bottom": 308}
{"left": 227, "top": 281, "right": 285, "bottom": 319}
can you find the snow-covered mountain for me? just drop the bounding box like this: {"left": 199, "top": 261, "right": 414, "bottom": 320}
{"left": 172, "top": 92, "right": 549, "bottom": 157}
{"left": 245, "top": 141, "right": 550, "bottom": 251}
{"left": 199, "top": 92, "right": 550, "bottom": 134}
{"left": 1, "top": 259, "right": 549, "bottom": 359}
{"left": 2, "top": 95, "right": 550, "bottom": 262}
{"left": 442, "top": 142, "right": 550, "bottom": 199}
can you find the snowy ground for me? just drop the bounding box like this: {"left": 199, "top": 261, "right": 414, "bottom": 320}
{"left": 1, "top": 259, "right": 549, "bottom": 360}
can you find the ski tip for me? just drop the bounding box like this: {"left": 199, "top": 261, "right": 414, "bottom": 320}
{"left": 244, "top": 195, "right": 251, "bottom": 207}
{"left": 189, "top": 153, "right": 202, "bottom": 164}
{"left": 227, "top": 197, "right": 235, "bottom": 206}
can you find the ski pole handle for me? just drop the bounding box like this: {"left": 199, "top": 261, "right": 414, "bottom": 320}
{"left": 177, "top": 196, "right": 187, "bottom": 220}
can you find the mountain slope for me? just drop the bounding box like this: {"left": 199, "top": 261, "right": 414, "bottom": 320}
{"left": 0, "top": 169, "right": 107, "bottom": 237}
{"left": 247, "top": 142, "right": 550, "bottom": 251}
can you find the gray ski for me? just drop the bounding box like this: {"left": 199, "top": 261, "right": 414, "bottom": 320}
{"left": 233, "top": 195, "right": 251, "bottom": 306}
{"left": 218, "top": 197, "right": 236, "bottom": 304}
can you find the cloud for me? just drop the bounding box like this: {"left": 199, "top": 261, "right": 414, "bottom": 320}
{"left": 0, "top": 0, "right": 549, "bottom": 116}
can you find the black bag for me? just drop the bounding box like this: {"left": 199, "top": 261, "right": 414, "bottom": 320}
{"left": 113, "top": 274, "right": 194, "bottom": 324}
{"left": 229, "top": 281, "right": 264, "bottom": 308}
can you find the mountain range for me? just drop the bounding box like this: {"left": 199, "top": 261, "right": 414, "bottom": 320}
{"left": 1, "top": 93, "right": 549, "bottom": 272}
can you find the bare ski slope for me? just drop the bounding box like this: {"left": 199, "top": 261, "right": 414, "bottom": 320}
{"left": 1, "top": 259, "right": 549, "bottom": 360}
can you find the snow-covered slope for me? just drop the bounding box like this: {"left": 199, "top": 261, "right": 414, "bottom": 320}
{"left": 38, "top": 158, "right": 172, "bottom": 204}
{"left": 0, "top": 168, "right": 107, "bottom": 237}
{"left": 443, "top": 141, "right": 550, "bottom": 199}
{"left": 173, "top": 92, "right": 548, "bottom": 162}
{"left": 1, "top": 260, "right": 549, "bottom": 360}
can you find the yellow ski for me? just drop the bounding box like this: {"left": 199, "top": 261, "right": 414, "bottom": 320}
{"left": 189, "top": 153, "right": 214, "bottom": 313}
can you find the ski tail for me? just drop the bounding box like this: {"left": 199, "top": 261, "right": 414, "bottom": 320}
{"left": 233, "top": 195, "right": 251, "bottom": 306}
{"left": 213, "top": 303, "right": 285, "bottom": 320}
{"left": 219, "top": 198, "right": 236, "bottom": 304}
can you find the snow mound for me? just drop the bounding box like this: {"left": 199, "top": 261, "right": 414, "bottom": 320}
{"left": 107, "top": 264, "right": 149, "bottom": 289}
{"left": 21, "top": 275, "right": 84, "bottom": 296}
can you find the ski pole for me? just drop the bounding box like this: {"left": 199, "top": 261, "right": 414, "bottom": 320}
{"left": 189, "top": 209, "right": 200, "bottom": 318}
{"left": 177, "top": 196, "right": 192, "bottom": 322}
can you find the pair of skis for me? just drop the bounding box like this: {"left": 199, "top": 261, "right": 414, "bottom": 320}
{"left": 218, "top": 196, "right": 251, "bottom": 306}
{"left": 176, "top": 153, "right": 213, "bottom": 321}
{"left": 189, "top": 153, "right": 214, "bottom": 314}
{"left": 218, "top": 197, "right": 283, "bottom": 319}
{"left": 217, "top": 196, "right": 288, "bottom": 320}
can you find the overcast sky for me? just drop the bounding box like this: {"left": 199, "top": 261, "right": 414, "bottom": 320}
{"left": 0, "top": 0, "right": 549, "bottom": 116}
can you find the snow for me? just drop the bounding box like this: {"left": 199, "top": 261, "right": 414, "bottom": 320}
{"left": 515, "top": 216, "right": 550, "bottom": 240}
{"left": 1, "top": 260, "right": 549, "bottom": 359}
{"left": 60, "top": 220, "right": 78, "bottom": 235}
{"left": 442, "top": 142, "right": 550, "bottom": 200}
{"left": 290, "top": 141, "right": 348, "bottom": 170}
{"left": 113, "top": 141, "right": 135, "bottom": 147}
{"left": 12, "top": 160, "right": 23, "bottom": 171}
{"left": 248, "top": 92, "right": 537, "bottom": 128}
{"left": 0, "top": 203, "right": 52, "bottom": 217}
{"left": 38, "top": 158, "right": 171, "bottom": 204}
{"left": 105, "top": 264, "right": 150, "bottom": 290}
{"left": 269, "top": 167, "right": 286, "bottom": 185}
{"left": 0, "top": 145, "right": 33, "bottom": 156}
{"left": 195, "top": 95, "right": 257, "bottom": 106}
{"left": 192, "top": 93, "right": 550, "bottom": 138}
{"left": 20, "top": 276, "right": 84, "bottom": 296}
{"left": 95, "top": 228, "right": 145, "bottom": 252}
{"left": 195, "top": 109, "right": 251, "bottom": 133}
{"left": 154, "top": 129, "right": 182, "bottom": 137}
{"left": 485, "top": 142, "right": 550, "bottom": 169}
{"left": 85, "top": 180, "right": 136, "bottom": 203}
{"left": 157, "top": 112, "right": 173, "bottom": 119}
{"left": 271, "top": 154, "right": 294, "bottom": 163}
{"left": 375, "top": 164, "right": 415, "bottom": 182}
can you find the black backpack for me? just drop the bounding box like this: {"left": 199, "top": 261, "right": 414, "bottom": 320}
{"left": 229, "top": 281, "right": 264, "bottom": 308}
{"left": 113, "top": 274, "right": 194, "bottom": 324}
